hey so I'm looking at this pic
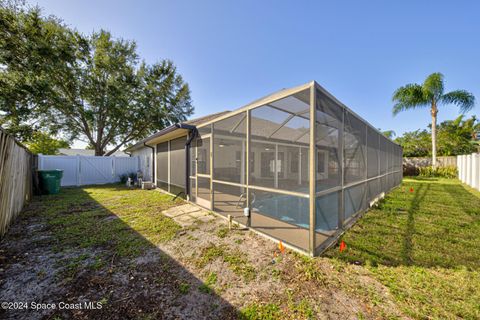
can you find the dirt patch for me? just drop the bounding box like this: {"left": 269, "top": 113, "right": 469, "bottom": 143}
{"left": 158, "top": 214, "right": 406, "bottom": 319}
{"left": 0, "top": 206, "right": 236, "bottom": 319}
{"left": 0, "top": 187, "right": 407, "bottom": 319}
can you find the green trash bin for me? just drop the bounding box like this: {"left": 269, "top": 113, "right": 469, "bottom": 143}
{"left": 38, "top": 170, "right": 63, "bottom": 195}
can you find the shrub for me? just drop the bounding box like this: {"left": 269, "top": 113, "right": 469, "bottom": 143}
{"left": 128, "top": 172, "right": 137, "bottom": 181}
{"left": 418, "top": 166, "right": 458, "bottom": 179}
{"left": 119, "top": 172, "right": 137, "bottom": 183}
{"left": 119, "top": 174, "right": 129, "bottom": 184}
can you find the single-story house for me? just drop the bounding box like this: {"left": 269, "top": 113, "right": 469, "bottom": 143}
{"left": 125, "top": 81, "right": 403, "bottom": 256}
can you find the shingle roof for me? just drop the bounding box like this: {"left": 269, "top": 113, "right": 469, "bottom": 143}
{"left": 184, "top": 111, "right": 231, "bottom": 126}
{"left": 124, "top": 110, "right": 231, "bottom": 152}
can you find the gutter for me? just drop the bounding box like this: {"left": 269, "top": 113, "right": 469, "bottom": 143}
{"left": 143, "top": 142, "right": 155, "bottom": 183}
{"left": 175, "top": 123, "right": 198, "bottom": 199}
{"left": 124, "top": 124, "right": 180, "bottom": 153}
{"left": 126, "top": 122, "right": 197, "bottom": 197}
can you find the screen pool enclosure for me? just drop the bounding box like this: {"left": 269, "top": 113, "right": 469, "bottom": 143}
{"left": 129, "top": 81, "right": 403, "bottom": 256}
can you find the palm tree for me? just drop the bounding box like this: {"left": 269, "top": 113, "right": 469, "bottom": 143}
{"left": 392, "top": 73, "right": 475, "bottom": 166}
{"left": 380, "top": 130, "right": 396, "bottom": 139}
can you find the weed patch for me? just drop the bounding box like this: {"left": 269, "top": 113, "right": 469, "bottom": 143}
{"left": 196, "top": 244, "right": 256, "bottom": 281}
{"left": 239, "top": 302, "right": 281, "bottom": 320}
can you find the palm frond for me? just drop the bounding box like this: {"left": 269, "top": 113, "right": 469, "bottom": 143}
{"left": 452, "top": 115, "right": 464, "bottom": 126}
{"left": 441, "top": 90, "right": 475, "bottom": 113}
{"left": 392, "top": 83, "right": 428, "bottom": 116}
{"left": 423, "top": 72, "right": 444, "bottom": 100}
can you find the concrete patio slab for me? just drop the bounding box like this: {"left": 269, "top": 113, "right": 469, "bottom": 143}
{"left": 162, "top": 203, "right": 215, "bottom": 226}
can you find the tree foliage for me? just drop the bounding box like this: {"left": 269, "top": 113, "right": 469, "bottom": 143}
{"left": 395, "top": 116, "right": 479, "bottom": 157}
{"left": 392, "top": 72, "right": 475, "bottom": 165}
{"left": 380, "top": 130, "right": 396, "bottom": 139}
{"left": 436, "top": 116, "right": 479, "bottom": 155}
{"left": 0, "top": 1, "right": 80, "bottom": 140}
{"left": 0, "top": 2, "right": 193, "bottom": 155}
{"left": 395, "top": 129, "right": 431, "bottom": 157}
{"left": 25, "top": 131, "right": 70, "bottom": 155}
{"left": 392, "top": 73, "right": 475, "bottom": 116}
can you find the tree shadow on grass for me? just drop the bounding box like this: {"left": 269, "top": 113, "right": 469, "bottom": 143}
{"left": 441, "top": 183, "right": 480, "bottom": 219}
{"left": 0, "top": 186, "right": 238, "bottom": 320}
{"left": 335, "top": 183, "right": 429, "bottom": 267}
{"left": 401, "top": 182, "right": 429, "bottom": 266}
{"left": 328, "top": 178, "right": 480, "bottom": 270}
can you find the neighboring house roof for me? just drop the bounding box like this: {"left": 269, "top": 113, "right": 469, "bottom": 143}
{"left": 58, "top": 148, "right": 129, "bottom": 157}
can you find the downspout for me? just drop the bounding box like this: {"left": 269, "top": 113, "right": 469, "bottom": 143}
{"left": 143, "top": 142, "right": 155, "bottom": 183}
{"left": 175, "top": 123, "right": 198, "bottom": 199}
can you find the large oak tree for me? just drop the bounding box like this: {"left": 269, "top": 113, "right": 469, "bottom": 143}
{"left": 0, "top": 2, "right": 193, "bottom": 155}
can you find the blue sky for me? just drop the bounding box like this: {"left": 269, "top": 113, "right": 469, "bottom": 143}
{"left": 32, "top": 0, "right": 480, "bottom": 147}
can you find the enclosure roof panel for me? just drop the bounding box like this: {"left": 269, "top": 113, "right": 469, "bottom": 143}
{"left": 124, "top": 82, "right": 313, "bottom": 152}
{"left": 125, "top": 80, "right": 400, "bottom": 152}
{"left": 125, "top": 110, "right": 230, "bottom": 151}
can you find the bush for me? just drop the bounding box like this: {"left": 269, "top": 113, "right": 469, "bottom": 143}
{"left": 119, "top": 174, "right": 129, "bottom": 184}
{"left": 418, "top": 166, "right": 458, "bottom": 179}
{"left": 119, "top": 172, "right": 137, "bottom": 184}
{"left": 128, "top": 172, "right": 137, "bottom": 181}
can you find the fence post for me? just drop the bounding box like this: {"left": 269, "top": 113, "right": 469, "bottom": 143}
{"left": 458, "top": 155, "right": 462, "bottom": 182}
{"left": 77, "top": 155, "right": 81, "bottom": 186}
{"left": 112, "top": 157, "right": 116, "bottom": 183}
{"left": 462, "top": 155, "right": 467, "bottom": 183}
{"left": 467, "top": 155, "right": 472, "bottom": 186}
{"left": 472, "top": 153, "right": 478, "bottom": 190}
{"left": 457, "top": 156, "right": 462, "bottom": 180}
{"left": 477, "top": 154, "right": 480, "bottom": 191}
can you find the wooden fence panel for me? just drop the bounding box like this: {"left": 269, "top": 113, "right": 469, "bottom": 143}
{"left": 403, "top": 156, "right": 457, "bottom": 175}
{"left": 0, "top": 129, "right": 33, "bottom": 237}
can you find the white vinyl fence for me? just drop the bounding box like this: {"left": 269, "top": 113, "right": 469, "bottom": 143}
{"left": 38, "top": 155, "right": 139, "bottom": 186}
{"left": 457, "top": 153, "right": 480, "bottom": 191}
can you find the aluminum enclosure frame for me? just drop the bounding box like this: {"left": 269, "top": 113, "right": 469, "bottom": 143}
{"left": 152, "top": 81, "right": 403, "bottom": 256}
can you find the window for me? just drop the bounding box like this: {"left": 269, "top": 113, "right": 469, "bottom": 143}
{"left": 317, "top": 150, "right": 328, "bottom": 176}
{"left": 260, "top": 149, "right": 275, "bottom": 178}
{"left": 290, "top": 151, "right": 299, "bottom": 173}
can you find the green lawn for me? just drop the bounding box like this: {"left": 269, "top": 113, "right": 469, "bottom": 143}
{"left": 38, "top": 186, "right": 183, "bottom": 257}
{"left": 326, "top": 177, "right": 480, "bottom": 319}
{"left": 8, "top": 178, "right": 480, "bottom": 319}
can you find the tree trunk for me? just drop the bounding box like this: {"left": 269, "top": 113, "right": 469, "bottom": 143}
{"left": 431, "top": 102, "right": 438, "bottom": 167}
{"left": 94, "top": 144, "right": 104, "bottom": 156}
